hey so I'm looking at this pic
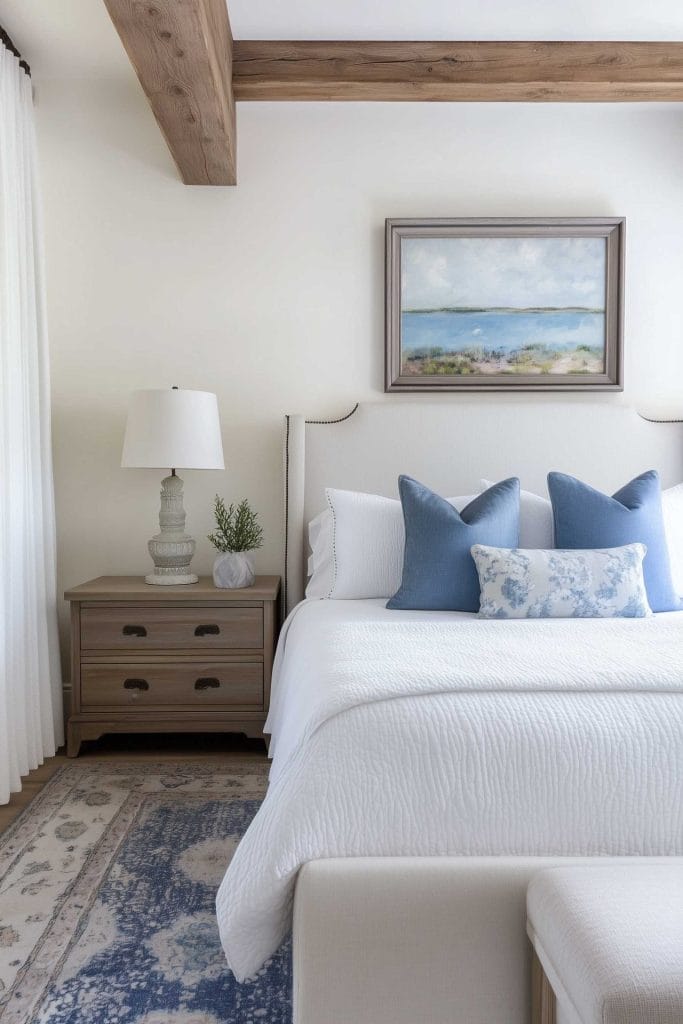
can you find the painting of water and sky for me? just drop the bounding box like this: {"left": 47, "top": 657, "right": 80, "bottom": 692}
{"left": 400, "top": 235, "right": 607, "bottom": 378}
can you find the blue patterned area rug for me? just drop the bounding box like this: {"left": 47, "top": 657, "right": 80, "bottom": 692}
{"left": 0, "top": 761, "right": 291, "bottom": 1023}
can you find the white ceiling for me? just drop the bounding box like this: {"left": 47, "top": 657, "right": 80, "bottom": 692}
{"left": 1, "top": 0, "right": 683, "bottom": 80}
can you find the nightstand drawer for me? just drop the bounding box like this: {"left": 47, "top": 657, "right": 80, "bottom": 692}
{"left": 81, "top": 661, "right": 264, "bottom": 707}
{"left": 81, "top": 605, "right": 263, "bottom": 650}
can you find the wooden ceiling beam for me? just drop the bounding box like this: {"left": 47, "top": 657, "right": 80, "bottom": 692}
{"left": 104, "top": 0, "right": 236, "bottom": 185}
{"left": 232, "top": 41, "right": 683, "bottom": 102}
{"left": 101, "top": 23, "right": 683, "bottom": 186}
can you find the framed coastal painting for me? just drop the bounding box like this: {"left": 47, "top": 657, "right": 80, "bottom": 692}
{"left": 385, "top": 217, "right": 624, "bottom": 392}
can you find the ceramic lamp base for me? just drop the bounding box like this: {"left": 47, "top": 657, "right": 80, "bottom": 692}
{"left": 145, "top": 571, "right": 198, "bottom": 586}
{"left": 144, "top": 472, "right": 199, "bottom": 586}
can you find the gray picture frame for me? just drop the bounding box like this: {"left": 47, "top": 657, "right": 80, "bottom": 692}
{"left": 385, "top": 217, "right": 624, "bottom": 392}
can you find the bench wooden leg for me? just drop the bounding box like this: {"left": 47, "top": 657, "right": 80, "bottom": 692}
{"left": 531, "top": 948, "right": 557, "bottom": 1024}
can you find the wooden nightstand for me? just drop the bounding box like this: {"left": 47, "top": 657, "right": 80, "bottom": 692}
{"left": 64, "top": 575, "right": 280, "bottom": 757}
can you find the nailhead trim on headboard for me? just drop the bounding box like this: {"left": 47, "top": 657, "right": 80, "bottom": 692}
{"left": 305, "top": 404, "right": 360, "bottom": 427}
{"left": 283, "top": 403, "right": 360, "bottom": 615}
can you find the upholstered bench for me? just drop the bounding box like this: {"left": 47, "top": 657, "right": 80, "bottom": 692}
{"left": 527, "top": 864, "right": 683, "bottom": 1024}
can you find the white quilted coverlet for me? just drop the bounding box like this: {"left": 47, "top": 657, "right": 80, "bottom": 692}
{"left": 216, "top": 600, "right": 683, "bottom": 980}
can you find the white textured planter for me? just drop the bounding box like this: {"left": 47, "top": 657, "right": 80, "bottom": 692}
{"left": 212, "top": 551, "right": 256, "bottom": 589}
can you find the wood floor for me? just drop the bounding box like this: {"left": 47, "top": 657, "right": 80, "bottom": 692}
{"left": 0, "top": 732, "right": 268, "bottom": 835}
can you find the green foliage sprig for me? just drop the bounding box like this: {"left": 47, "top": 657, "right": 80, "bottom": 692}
{"left": 208, "top": 496, "right": 263, "bottom": 554}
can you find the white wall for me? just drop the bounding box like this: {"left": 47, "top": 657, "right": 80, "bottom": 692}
{"left": 35, "top": 79, "right": 683, "bottom": 688}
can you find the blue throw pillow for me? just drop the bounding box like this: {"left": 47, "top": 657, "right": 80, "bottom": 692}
{"left": 387, "top": 476, "right": 520, "bottom": 612}
{"left": 548, "top": 470, "right": 679, "bottom": 613}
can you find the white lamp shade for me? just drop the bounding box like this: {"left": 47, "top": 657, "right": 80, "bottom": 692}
{"left": 121, "top": 389, "right": 225, "bottom": 470}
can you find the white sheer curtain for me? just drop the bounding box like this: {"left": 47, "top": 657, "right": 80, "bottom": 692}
{"left": 0, "top": 36, "right": 63, "bottom": 804}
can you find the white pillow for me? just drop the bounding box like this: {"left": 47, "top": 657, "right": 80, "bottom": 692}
{"left": 481, "top": 479, "right": 553, "bottom": 549}
{"left": 306, "top": 487, "right": 476, "bottom": 600}
{"left": 472, "top": 543, "right": 651, "bottom": 619}
{"left": 662, "top": 482, "right": 683, "bottom": 596}
{"left": 305, "top": 508, "right": 335, "bottom": 599}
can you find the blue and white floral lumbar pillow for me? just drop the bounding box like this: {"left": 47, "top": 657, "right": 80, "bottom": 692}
{"left": 471, "top": 543, "right": 652, "bottom": 619}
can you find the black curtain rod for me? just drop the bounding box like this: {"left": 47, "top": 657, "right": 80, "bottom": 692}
{"left": 0, "top": 26, "right": 30, "bottom": 77}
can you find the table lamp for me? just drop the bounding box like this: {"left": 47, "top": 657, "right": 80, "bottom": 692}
{"left": 121, "top": 387, "right": 225, "bottom": 585}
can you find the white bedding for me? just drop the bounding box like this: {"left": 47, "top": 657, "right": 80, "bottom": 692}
{"left": 216, "top": 599, "right": 683, "bottom": 981}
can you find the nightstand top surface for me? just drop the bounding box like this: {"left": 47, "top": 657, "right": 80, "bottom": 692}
{"left": 65, "top": 575, "right": 281, "bottom": 602}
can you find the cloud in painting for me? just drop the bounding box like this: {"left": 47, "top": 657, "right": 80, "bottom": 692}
{"left": 401, "top": 236, "right": 606, "bottom": 311}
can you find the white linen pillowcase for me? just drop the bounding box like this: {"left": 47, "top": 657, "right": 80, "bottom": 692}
{"left": 306, "top": 507, "right": 335, "bottom": 599}
{"left": 306, "top": 487, "right": 476, "bottom": 600}
{"left": 480, "top": 479, "right": 553, "bottom": 549}
{"left": 472, "top": 543, "right": 652, "bottom": 619}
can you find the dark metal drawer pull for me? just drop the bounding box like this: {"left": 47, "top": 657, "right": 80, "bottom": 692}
{"left": 123, "top": 678, "right": 149, "bottom": 691}
{"left": 195, "top": 677, "right": 220, "bottom": 690}
{"left": 122, "top": 625, "right": 147, "bottom": 637}
{"left": 194, "top": 624, "right": 220, "bottom": 636}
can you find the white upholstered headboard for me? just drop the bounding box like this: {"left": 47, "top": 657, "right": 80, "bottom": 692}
{"left": 284, "top": 400, "right": 683, "bottom": 613}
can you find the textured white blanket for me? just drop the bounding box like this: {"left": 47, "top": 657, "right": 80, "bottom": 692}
{"left": 216, "top": 600, "right": 683, "bottom": 980}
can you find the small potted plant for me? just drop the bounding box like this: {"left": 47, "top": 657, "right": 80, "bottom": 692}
{"left": 208, "top": 496, "right": 263, "bottom": 589}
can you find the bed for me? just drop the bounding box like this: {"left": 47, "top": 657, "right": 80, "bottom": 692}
{"left": 216, "top": 400, "right": 683, "bottom": 1021}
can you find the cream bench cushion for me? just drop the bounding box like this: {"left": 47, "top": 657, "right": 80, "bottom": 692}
{"left": 527, "top": 864, "right": 683, "bottom": 1024}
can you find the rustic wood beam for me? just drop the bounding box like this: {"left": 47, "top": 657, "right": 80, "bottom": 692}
{"left": 104, "top": 0, "right": 236, "bottom": 185}
{"left": 232, "top": 41, "right": 683, "bottom": 102}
